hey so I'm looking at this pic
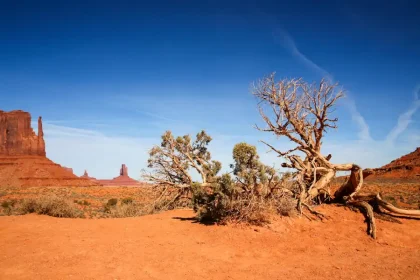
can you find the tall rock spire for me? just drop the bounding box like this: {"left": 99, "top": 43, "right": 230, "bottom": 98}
{"left": 37, "top": 116, "right": 46, "bottom": 156}
{"left": 120, "top": 164, "right": 128, "bottom": 176}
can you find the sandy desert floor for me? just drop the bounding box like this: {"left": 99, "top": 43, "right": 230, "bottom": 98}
{"left": 0, "top": 205, "right": 419, "bottom": 280}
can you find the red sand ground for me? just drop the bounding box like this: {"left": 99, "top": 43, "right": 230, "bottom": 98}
{"left": 0, "top": 206, "right": 419, "bottom": 280}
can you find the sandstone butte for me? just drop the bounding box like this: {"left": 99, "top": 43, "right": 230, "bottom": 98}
{"left": 0, "top": 110, "right": 98, "bottom": 187}
{"left": 82, "top": 164, "right": 145, "bottom": 186}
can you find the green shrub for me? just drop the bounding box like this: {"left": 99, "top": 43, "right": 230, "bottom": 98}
{"left": 192, "top": 174, "right": 296, "bottom": 225}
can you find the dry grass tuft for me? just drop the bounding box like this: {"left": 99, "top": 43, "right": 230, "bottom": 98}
{"left": 0, "top": 195, "right": 84, "bottom": 218}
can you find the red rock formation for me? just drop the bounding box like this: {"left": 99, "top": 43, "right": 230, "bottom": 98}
{"left": 97, "top": 164, "right": 142, "bottom": 186}
{"left": 0, "top": 110, "right": 99, "bottom": 187}
{"left": 37, "top": 116, "right": 46, "bottom": 156}
{"left": 120, "top": 164, "right": 128, "bottom": 176}
{"left": 0, "top": 156, "right": 100, "bottom": 187}
{"left": 0, "top": 110, "right": 46, "bottom": 156}
{"left": 63, "top": 167, "right": 74, "bottom": 174}
{"left": 81, "top": 170, "right": 97, "bottom": 180}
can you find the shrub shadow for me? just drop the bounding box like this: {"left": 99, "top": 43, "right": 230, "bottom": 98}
{"left": 172, "top": 216, "right": 216, "bottom": 225}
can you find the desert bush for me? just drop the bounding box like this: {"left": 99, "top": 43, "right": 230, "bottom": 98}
{"left": 274, "top": 195, "right": 297, "bottom": 216}
{"left": 1, "top": 199, "right": 17, "bottom": 215}
{"left": 74, "top": 199, "right": 91, "bottom": 206}
{"left": 19, "top": 198, "right": 38, "bottom": 213}
{"left": 18, "top": 196, "right": 84, "bottom": 218}
{"left": 192, "top": 173, "right": 296, "bottom": 225}
{"left": 107, "top": 198, "right": 118, "bottom": 207}
{"left": 103, "top": 198, "right": 119, "bottom": 213}
{"left": 1, "top": 199, "right": 17, "bottom": 209}
{"left": 121, "top": 197, "right": 133, "bottom": 205}
{"left": 107, "top": 203, "right": 149, "bottom": 218}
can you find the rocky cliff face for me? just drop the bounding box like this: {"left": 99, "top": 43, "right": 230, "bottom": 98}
{"left": 0, "top": 110, "right": 46, "bottom": 156}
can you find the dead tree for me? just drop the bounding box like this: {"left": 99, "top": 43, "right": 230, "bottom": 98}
{"left": 252, "top": 73, "right": 420, "bottom": 237}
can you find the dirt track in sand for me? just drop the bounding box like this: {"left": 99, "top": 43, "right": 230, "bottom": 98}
{"left": 0, "top": 206, "right": 419, "bottom": 280}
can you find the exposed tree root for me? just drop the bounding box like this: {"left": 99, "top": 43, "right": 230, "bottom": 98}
{"left": 347, "top": 200, "right": 376, "bottom": 239}
{"left": 302, "top": 202, "right": 328, "bottom": 221}
{"left": 250, "top": 74, "right": 419, "bottom": 238}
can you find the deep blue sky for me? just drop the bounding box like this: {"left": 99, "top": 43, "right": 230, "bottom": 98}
{"left": 0, "top": 0, "right": 419, "bottom": 178}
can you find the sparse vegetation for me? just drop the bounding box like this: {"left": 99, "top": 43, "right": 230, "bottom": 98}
{"left": 143, "top": 133, "right": 298, "bottom": 225}
{"left": 0, "top": 195, "right": 84, "bottom": 218}
{"left": 121, "top": 197, "right": 133, "bottom": 204}
{"left": 0, "top": 77, "right": 418, "bottom": 238}
{"left": 192, "top": 143, "right": 297, "bottom": 225}
{"left": 74, "top": 199, "right": 91, "bottom": 206}
{"left": 107, "top": 198, "right": 118, "bottom": 206}
{"left": 140, "top": 75, "right": 420, "bottom": 238}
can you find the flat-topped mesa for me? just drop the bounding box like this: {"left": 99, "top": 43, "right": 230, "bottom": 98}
{"left": 0, "top": 110, "right": 46, "bottom": 156}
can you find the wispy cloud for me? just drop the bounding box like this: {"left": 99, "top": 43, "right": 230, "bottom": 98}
{"left": 269, "top": 25, "right": 420, "bottom": 168}
{"left": 386, "top": 85, "right": 420, "bottom": 143}
{"left": 272, "top": 27, "right": 372, "bottom": 141}
{"left": 345, "top": 97, "right": 372, "bottom": 141}
{"left": 273, "top": 28, "right": 332, "bottom": 81}
{"left": 38, "top": 123, "right": 159, "bottom": 179}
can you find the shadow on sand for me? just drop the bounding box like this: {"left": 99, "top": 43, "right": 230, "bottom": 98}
{"left": 172, "top": 216, "right": 216, "bottom": 225}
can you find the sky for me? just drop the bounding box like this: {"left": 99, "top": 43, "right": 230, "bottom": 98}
{"left": 0, "top": 0, "right": 419, "bottom": 180}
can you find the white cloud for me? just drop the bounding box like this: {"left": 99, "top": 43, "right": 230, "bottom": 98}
{"left": 36, "top": 117, "right": 419, "bottom": 183}
{"left": 344, "top": 97, "right": 372, "bottom": 141}
{"left": 29, "top": 29, "right": 418, "bottom": 181}
{"left": 273, "top": 28, "right": 332, "bottom": 81}
{"left": 41, "top": 122, "right": 159, "bottom": 180}
{"left": 386, "top": 85, "right": 420, "bottom": 144}
{"left": 272, "top": 27, "right": 372, "bottom": 142}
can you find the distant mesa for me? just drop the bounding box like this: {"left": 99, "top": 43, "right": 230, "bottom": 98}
{"left": 81, "top": 170, "right": 97, "bottom": 180}
{"left": 82, "top": 164, "right": 143, "bottom": 186}
{"left": 0, "top": 110, "right": 99, "bottom": 187}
